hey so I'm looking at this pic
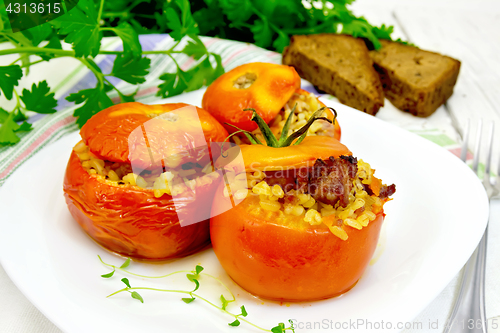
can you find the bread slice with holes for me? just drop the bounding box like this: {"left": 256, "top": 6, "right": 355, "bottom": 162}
{"left": 369, "top": 40, "right": 461, "bottom": 117}
{"left": 282, "top": 34, "right": 384, "bottom": 115}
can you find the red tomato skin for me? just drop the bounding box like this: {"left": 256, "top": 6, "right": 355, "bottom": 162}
{"left": 63, "top": 150, "right": 217, "bottom": 260}
{"left": 210, "top": 185, "right": 384, "bottom": 301}
{"left": 202, "top": 63, "right": 301, "bottom": 132}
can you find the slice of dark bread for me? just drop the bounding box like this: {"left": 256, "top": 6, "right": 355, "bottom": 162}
{"left": 369, "top": 40, "right": 461, "bottom": 117}
{"left": 282, "top": 34, "right": 384, "bottom": 115}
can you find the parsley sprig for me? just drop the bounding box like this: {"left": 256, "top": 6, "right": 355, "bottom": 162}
{"left": 99, "top": 256, "right": 296, "bottom": 332}
{"left": 0, "top": 0, "right": 223, "bottom": 144}
{"left": 0, "top": 0, "right": 400, "bottom": 146}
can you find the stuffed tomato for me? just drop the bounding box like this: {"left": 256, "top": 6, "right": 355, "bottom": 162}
{"left": 63, "top": 102, "right": 228, "bottom": 260}
{"left": 201, "top": 62, "right": 341, "bottom": 143}
{"left": 210, "top": 110, "right": 395, "bottom": 301}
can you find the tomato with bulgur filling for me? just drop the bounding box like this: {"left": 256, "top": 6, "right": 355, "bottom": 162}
{"left": 210, "top": 108, "right": 395, "bottom": 301}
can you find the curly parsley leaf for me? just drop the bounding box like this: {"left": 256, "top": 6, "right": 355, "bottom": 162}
{"left": 21, "top": 23, "right": 53, "bottom": 47}
{"left": 182, "top": 35, "right": 207, "bottom": 60}
{"left": 185, "top": 57, "right": 222, "bottom": 91}
{"left": 111, "top": 22, "right": 142, "bottom": 59}
{"left": 165, "top": 0, "right": 199, "bottom": 41}
{"left": 66, "top": 86, "right": 113, "bottom": 128}
{"left": 341, "top": 17, "right": 381, "bottom": 49}
{"left": 219, "top": 0, "right": 253, "bottom": 25}
{"left": 38, "top": 33, "right": 63, "bottom": 61}
{"left": 0, "top": 65, "right": 23, "bottom": 100}
{"left": 54, "top": 0, "right": 102, "bottom": 57}
{"left": 0, "top": 109, "right": 27, "bottom": 123}
{"left": 273, "top": 31, "right": 290, "bottom": 53}
{"left": 0, "top": 111, "right": 32, "bottom": 146}
{"left": 192, "top": 3, "right": 225, "bottom": 36}
{"left": 251, "top": 19, "right": 273, "bottom": 49}
{"left": 20, "top": 81, "right": 57, "bottom": 114}
{"left": 157, "top": 54, "right": 223, "bottom": 98}
{"left": 373, "top": 24, "right": 394, "bottom": 40}
{"left": 110, "top": 55, "right": 151, "bottom": 84}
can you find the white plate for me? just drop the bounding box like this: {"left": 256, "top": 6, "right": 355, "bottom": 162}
{"left": 0, "top": 89, "right": 489, "bottom": 333}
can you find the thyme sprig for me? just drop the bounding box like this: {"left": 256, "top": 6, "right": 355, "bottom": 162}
{"left": 99, "top": 256, "right": 295, "bottom": 332}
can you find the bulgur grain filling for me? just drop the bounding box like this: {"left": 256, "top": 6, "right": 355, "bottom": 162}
{"left": 233, "top": 92, "right": 333, "bottom": 145}
{"left": 223, "top": 156, "right": 395, "bottom": 241}
{"left": 72, "top": 141, "right": 219, "bottom": 198}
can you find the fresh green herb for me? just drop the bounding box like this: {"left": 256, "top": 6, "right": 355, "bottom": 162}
{"left": 99, "top": 256, "right": 295, "bottom": 332}
{"left": 95, "top": 0, "right": 403, "bottom": 52}
{"left": 120, "top": 257, "right": 131, "bottom": 269}
{"left": 20, "top": 81, "right": 58, "bottom": 114}
{"left": 0, "top": 0, "right": 223, "bottom": 145}
{"left": 0, "top": 0, "right": 399, "bottom": 146}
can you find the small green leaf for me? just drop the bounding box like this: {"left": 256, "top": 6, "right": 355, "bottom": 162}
{"left": 0, "top": 65, "right": 23, "bottom": 100}
{"left": 112, "top": 22, "right": 142, "bottom": 59}
{"left": 53, "top": 0, "right": 102, "bottom": 57}
{"left": 195, "top": 265, "right": 204, "bottom": 275}
{"left": 121, "top": 278, "right": 131, "bottom": 288}
{"left": 288, "top": 319, "right": 296, "bottom": 332}
{"left": 184, "top": 58, "right": 215, "bottom": 91}
{"left": 250, "top": 19, "right": 273, "bottom": 48}
{"left": 182, "top": 35, "right": 207, "bottom": 60}
{"left": 39, "top": 34, "right": 63, "bottom": 61}
{"left": 120, "top": 258, "right": 131, "bottom": 269}
{"left": 165, "top": 0, "right": 199, "bottom": 41}
{"left": 22, "top": 24, "right": 53, "bottom": 47}
{"left": 0, "top": 118, "right": 21, "bottom": 145}
{"left": 0, "top": 109, "right": 9, "bottom": 123}
{"left": 219, "top": 0, "right": 252, "bottom": 25}
{"left": 101, "top": 270, "right": 115, "bottom": 278}
{"left": 373, "top": 24, "right": 394, "bottom": 40}
{"left": 0, "top": 111, "right": 33, "bottom": 146}
{"left": 66, "top": 86, "right": 113, "bottom": 128}
{"left": 165, "top": 7, "right": 183, "bottom": 40}
{"left": 117, "top": 89, "right": 138, "bottom": 103}
{"left": 271, "top": 323, "right": 286, "bottom": 333}
{"left": 228, "top": 319, "right": 240, "bottom": 327}
{"left": 186, "top": 275, "right": 200, "bottom": 292}
{"left": 131, "top": 291, "right": 144, "bottom": 303}
{"left": 110, "top": 55, "right": 150, "bottom": 84}
{"left": 192, "top": 5, "right": 225, "bottom": 35}
{"left": 211, "top": 54, "right": 225, "bottom": 82}
{"left": 182, "top": 297, "right": 195, "bottom": 304}
{"left": 273, "top": 31, "right": 290, "bottom": 53}
{"left": 240, "top": 305, "right": 248, "bottom": 317}
{"left": 20, "top": 81, "right": 57, "bottom": 114}
{"left": 157, "top": 70, "right": 190, "bottom": 98}
{"left": 220, "top": 294, "right": 228, "bottom": 310}
{"left": 15, "top": 121, "right": 31, "bottom": 132}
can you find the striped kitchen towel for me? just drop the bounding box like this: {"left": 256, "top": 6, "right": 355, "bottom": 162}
{"left": 0, "top": 34, "right": 463, "bottom": 186}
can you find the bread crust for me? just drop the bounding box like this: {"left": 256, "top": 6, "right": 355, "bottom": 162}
{"left": 283, "top": 34, "right": 384, "bottom": 115}
{"left": 370, "top": 40, "right": 461, "bottom": 117}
